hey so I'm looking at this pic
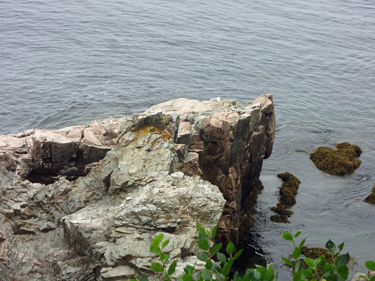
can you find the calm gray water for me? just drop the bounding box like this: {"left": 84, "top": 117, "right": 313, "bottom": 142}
{"left": 1, "top": 0, "right": 374, "bottom": 278}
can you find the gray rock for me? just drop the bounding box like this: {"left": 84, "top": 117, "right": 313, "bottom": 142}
{"left": 0, "top": 96, "right": 275, "bottom": 281}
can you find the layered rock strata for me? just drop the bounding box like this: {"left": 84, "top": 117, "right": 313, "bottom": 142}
{"left": 0, "top": 95, "right": 275, "bottom": 280}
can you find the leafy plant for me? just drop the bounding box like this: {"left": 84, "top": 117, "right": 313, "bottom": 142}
{"left": 281, "top": 230, "right": 353, "bottom": 281}
{"left": 128, "top": 226, "right": 374, "bottom": 281}
{"left": 361, "top": 261, "right": 375, "bottom": 281}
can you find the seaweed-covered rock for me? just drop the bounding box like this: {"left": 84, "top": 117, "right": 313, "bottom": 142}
{"left": 364, "top": 184, "right": 375, "bottom": 205}
{"left": 310, "top": 142, "right": 362, "bottom": 176}
{"left": 270, "top": 172, "right": 301, "bottom": 223}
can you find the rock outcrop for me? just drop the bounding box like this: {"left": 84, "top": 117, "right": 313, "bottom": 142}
{"left": 0, "top": 95, "right": 275, "bottom": 281}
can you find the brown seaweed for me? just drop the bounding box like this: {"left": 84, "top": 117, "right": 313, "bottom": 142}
{"left": 364, "top": 184, "right": 375, "bottom": 205}
{"left": 270, "top": 172, "right": 301, "bottom": 223}
{"left": 310, "top": 142, "right": 362, "bottom": 176}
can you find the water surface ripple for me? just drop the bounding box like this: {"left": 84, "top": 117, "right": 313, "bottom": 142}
{"left": 1, "top": 0, "right": 374, "bottom": 278}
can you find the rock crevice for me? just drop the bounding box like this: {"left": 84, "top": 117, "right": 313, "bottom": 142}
{"left": 0, "top": 95, "right": 275, "bottom": 281}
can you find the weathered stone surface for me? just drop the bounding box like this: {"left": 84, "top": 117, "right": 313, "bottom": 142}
{"left": 0, "top": 95, "right": 275, "bottom": 281}
{"left": 0, "top": 118, "right": 124, "bottom": 181}
{"left": 351, "top": 270, "right": 375, "bottom": 281}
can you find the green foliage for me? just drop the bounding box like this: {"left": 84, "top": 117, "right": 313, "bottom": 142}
{"left": 281, "top": 230, "right": 356, "bottom": 281}
{"left": 126, "top": 226, "right": 375, "bottom": 281}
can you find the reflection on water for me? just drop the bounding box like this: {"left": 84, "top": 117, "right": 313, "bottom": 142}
{"left": 0, "top": 0, "right": 375, "bottom": 278}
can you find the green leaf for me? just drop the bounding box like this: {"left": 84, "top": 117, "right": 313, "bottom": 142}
{"left": 151, "top": 262, "right": 164, "bottom": 273}
{"left": 140, "top": 274, "right": 148, "bottom": 281}
{"left": 234, "top": 249, "right": 243, "bottom": 259}
{"left": 182, "top": 273, "right": 193, "bottom": 281}
{"left": 130, "top": 275, "right": 137, "bottom": 281}
{"left": 157, "top": 234, "right": 164, "bottom": 244}
{"left": 201, "top": 269, "right": 212, "bottom": 281}
{"left": 298, "top": 238, "right": 306, "bottom": 249}
{"left": 282, "top": 232, "right": 294, "bottom": 241}
{"left": 301, "top": 267, "right": 313, "bottom": 278}
{"left": 198, "top": 239, "right": 210, "bottom": 251}
{"left": 150, "top": 245, "right": 162, "bottom": 255}
{"left": 304, "top": 257, "right": 314, "bottom": 268}
{"left": 163, "top": 252, "right": 170, "bottom": 263}
{"left": 292, "top": 247, "right": 302, "bottom": 260}
{"left": 163, "top": 273, "right": 171, "bottom": 281}
{"left": 197, "top": 252, "right": 209, "bottom": 262}
{"left": 337, "top": 265, "right": 349, "bottom": 280}
{"left": 293, "top": 271, "right": 302, "bottom": 281}
{"left": 232, "top": 271, "right": 239, "bottom": 281}
{"left": 295, "top": 230, "right": 303, "bottom": 238}
{"left": 184, "top": 265, "right": 194, "bottom": 275}
{"left": 196, "top": 271, "right": 204, "bottom": 281}
{"left": 222, "top": 258, "right": 234, "bottom": 276}
{"left": 206, "top": 258, "right": 212, "bottom": 270}
{"left": 210, "top": 225, "right": 217, "bottom": 239}
{"left": 337, "top": 242, "right": 344, "bottom": 252}
{"left": 212, "top": 261, "right": 222, "bottom": 273}
{"left": 162, "top": 239, "right": 170, "bottom": 249}
{"left": 212, "top": 243, "right": 222, "bottom": 256}
{"left": 177, "top": 277, "right": 183, "bottom": 281}
{"left": 335, "top": 253, "right": 350, "bottom": 267}
{"left": 168, "top": 260, "right": 177, "bottom": 276}
{"left": 217, "top": 252, "right": 227, "bottom": 263}
{"left": 160, "top": 252, "right": 166, "bottom": 262}
{"left": 281, "top": 257, "right": 294, "bottom": 267}
{"left": 226, "top": 241, "right": 234, "bottom": 256}
{"left": 369, "top": 276, "right": 375, "bottom": 281}
{"left": 245, "top": 275, "right": 254, "bottom": 281}
{"left": 196, "top": 223, "right": 208, "bottom": 237}
{"left": 325, "top": 239, "right": 336, "bottom": 256}
{"left": 295, "top": 260, "right": 301, "bottom": 273}
{"left": 199, "top": 232, "right": 209, "bottom": 241}
{"left": 323, "top": 263, "right": 333, "bottom": 272}
{"left": 365, "top": 261, "right": 375, "bottom": 271}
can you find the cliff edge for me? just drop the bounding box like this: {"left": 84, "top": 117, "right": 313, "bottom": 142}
{"left": 0, "top": 95, "right": 275, "bottom": 281}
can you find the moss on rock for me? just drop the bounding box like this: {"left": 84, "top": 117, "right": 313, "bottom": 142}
{"left": 364, "top": 184, "right": 375, "bottom": 205}
{"left": 310, "top": 142, "right": 362, "bottom": 176}
{"left": 270, "top": 172, "right": 300, "bottom": 223}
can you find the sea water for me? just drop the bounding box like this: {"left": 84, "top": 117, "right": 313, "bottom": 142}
{"left": 1, "top": 0, "right": 374, "bottom": 278}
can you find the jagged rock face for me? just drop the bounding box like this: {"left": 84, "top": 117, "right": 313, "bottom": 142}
{"left": 0, "top": 118, "right": 123, "bottom": 182}
{"left": 146, "top": 95, "right": 275, "bottom": 245}
{"left": 0, "top": 95, "right": 275, "bottom": 281}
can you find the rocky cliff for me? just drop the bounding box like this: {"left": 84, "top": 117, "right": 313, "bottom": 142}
{"left": 0, "top": 95, "right": 275, "bottom": 281}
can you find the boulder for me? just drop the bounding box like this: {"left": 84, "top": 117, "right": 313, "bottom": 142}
{"left": 0, "top": 95, "right": 275, "bottom": 281}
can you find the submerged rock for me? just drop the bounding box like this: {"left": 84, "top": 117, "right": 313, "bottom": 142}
{"left": 310, "top": 142, "right": 362, "bottom": 176}
{"left": 364, "top": 184, "right": 375, "bottom": 205}
{"left": 270, "top": 172, "right": 300, "bottom": 223}
{"left": 0, "top": 95, "right": 275, "bottom": 281}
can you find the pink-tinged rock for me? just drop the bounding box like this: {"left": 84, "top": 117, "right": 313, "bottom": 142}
{"left": 0, "top": 95, "right": 275, "bottom": 281}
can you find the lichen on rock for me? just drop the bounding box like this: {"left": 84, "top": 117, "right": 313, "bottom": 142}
{"left": 0, "top": 95, "right": 275, "bottom": 281}
{"left": 309, "top": 142, "right": 362, "bottom": 176}
{"left": 270, "top": 172, "right": 301, "bottom": 223}
{"left": 364, "top": 184, "right": 375, "bottom": 205}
